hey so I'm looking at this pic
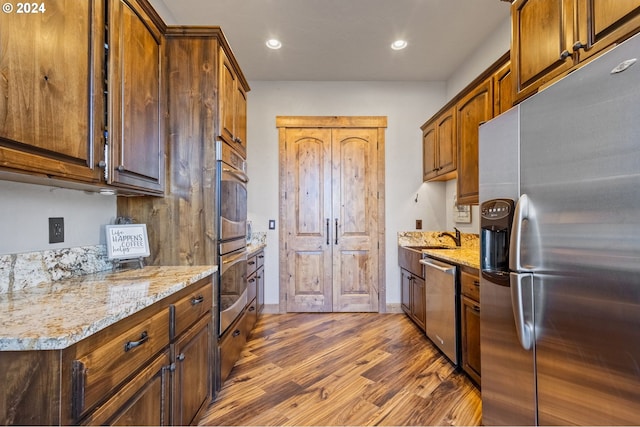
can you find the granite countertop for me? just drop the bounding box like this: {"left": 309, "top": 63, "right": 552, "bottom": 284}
{"left": 0, "top": 265, "right": 217, "bottom": 351}
{"left": 398, "top": 231, "right": 480, "bottom": 270}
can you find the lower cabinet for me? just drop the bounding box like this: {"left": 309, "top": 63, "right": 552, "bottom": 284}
{"left": 81, "top": 350, "right": 171, "bottom": 426}
{"left": 401, "top": 268, "right": 426, "bottom": 331}
{"left": 459, "top": 267, "right": 481, "bottom": 384}
{"left": 219, "top": 312, "right": 248, "bottom": 383}
{"left": 173, "top": 315, "right": 212, "bottom": 426}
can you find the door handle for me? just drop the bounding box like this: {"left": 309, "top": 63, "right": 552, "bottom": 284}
{"left": 326, "top": 218, "right": 330, "bottom": 245}
{"left": 510, "top": 272, "right": 534, "bottom": 351}
{"left": 335, "top": 218, "right": 339, "bottom": 245}
{"left": 510, "top": 194, "right": 529, "bottom": 272}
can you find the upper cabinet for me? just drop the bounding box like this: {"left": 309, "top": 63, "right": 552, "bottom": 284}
{"left": 512, "top": 0, "right": 640, "bottom": 102}
{"left": 107, "top": 0, "right": 166, "bottom": 194}
{"left": 421, "top": 54, "right": 509, "bottom": 206}
{"left": 219, "top": 48, "right": 249, "bottom": 157}
{"left": 456, "top": 78, "right": 493, "bottom": 206}
{"left": 0, "top": 1, "right": 104, "bottom": 184}
{"left": 422, "top": 106, "right": 456, "bottom": 181}
{"left": 0, "top": 0, "right": 166, "bottom": 195}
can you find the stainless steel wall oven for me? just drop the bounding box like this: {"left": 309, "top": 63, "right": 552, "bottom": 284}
{"left": 217, "top": 141, "right": 248, "bottom": 336}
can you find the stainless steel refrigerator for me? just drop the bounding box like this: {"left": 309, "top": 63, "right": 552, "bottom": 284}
{"left": 478, "top": 32, "right": 640, "bottom": 425}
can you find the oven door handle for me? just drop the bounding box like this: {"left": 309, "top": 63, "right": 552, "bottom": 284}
{"left": 221, "top": 251, "right": 248, "bottom": 275}
{"left": 222, "top": 167, "right": 249, "bottom": 183}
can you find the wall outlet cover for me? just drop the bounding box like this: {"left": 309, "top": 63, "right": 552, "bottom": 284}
{"left": 49, "top": 217, "right": 64, "bottom": 243}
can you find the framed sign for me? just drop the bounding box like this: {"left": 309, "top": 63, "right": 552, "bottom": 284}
{"left": 105, "top": 224, "right": 150, "bottom": 260}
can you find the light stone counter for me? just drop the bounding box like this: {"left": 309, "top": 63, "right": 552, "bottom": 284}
{"left": 398, "top": 231, "right": 480, "bottom": 270}
{"left": 0, "top": 265, "right": 217, "bottom": 351}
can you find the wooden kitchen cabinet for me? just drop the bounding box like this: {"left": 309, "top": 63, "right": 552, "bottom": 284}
{"left": 80, "top": 350, "right": 171, "bottom": 426}
{"left": 0, "top": 0, "right": 104, "bottom": 184}
{"left": 456, "top": 77, "right": 493, "bottom": 206}
{"left": 493, "top": 61, "right": 513, "bottom": 116}
{"left": 172, "top": 315, "right": 212, "bottom": 426}
{"left": 512, "top": 0, "right": 640, "bottom": 102}
{"left": 219, "top": 47, "right": 249, "bottom": 157}
{"left": 256, "top": 250, "right": 265, "bottom": 314}
{"left": 399, "top": 246, "right": 426, "bottom": 331}
{"left": 460, "top": 267, "right": 481, "bottom": 385}
{"left": 422, "top": 106, "right": 457, "bottom": 182}
{"left": 107, "top": 0, "right": 166, "bottom": 194}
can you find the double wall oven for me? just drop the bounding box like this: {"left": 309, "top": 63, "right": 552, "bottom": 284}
{"left": 217, "top": 141, "right": 248, "bottom": 336}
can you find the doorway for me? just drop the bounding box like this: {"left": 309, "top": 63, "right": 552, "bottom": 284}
{"left": 277, "top": 116, "right": 387, "bottom": 313}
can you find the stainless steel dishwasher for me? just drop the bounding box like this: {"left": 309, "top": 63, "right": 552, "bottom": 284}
{"left": 420, "top": 257, "right": 458, "bottom": 365}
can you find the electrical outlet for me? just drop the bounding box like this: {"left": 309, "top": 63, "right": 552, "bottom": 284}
{"left": 268, "top": 219, "right": 276, "bottom": 230}
{"left": 49, "top": 217, "right": 64, "bottom": 243}
{"left": 416, "top": 219, "right": 422, "bottom": 230}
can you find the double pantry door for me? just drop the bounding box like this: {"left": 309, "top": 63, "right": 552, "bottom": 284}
{"left": 277, "top": 116, "right": 387, "bottom": 313}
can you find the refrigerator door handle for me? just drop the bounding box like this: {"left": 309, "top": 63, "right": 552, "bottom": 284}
{"left": 509, "top": 194, "right": 529, "bottom": 272}
{"left": 510, "top": 272, "right": 534, "bottom": 351}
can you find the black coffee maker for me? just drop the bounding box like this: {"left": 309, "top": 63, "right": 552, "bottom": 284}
{"left": 480, "top": 198, "right": 515, "bottom": 285}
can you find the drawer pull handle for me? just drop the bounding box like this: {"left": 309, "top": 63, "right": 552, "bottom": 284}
{"left": 249, "top": 306, "right": 255, "bottom": 312}
{"left": 191, "top": 295, "right": 204, "bottom": 305}
{"left": 473, "top": 305, "right": 480, "bottom": 312}
{"left": 177, "top": 353, "right": 185, "bottom": 362}
{"left": 473, "top": 280, "right": 480, "bottom": 287}
{"left": 124, "top": 331, "right": 148, "bottom": 352}
{"left": 248, "top": 261, "right": 256, "bottom": 265}
{"left": 232, "top": 329, "right": 241, "bottom": 337}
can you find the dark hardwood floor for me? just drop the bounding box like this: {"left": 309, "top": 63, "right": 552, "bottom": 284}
{"left": 199, "top": 313, "right": 481, "bottom": 426}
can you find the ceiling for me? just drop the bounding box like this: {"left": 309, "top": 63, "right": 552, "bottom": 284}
{"left": 150, "top": 0, "right": 511, "bottom": 82}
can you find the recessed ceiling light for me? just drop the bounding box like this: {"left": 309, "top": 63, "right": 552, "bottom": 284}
{"left": 266, "top": 39, "right": 282, "bottom": 50}
{"left": 391, "top": 40, "right": 408, "bottom": 50}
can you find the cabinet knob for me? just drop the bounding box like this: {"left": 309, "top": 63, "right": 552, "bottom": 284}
{"left": 98, "top": 160, "right": 107, "bottom": 169}
{"left": 560, "top": 50, "right": 571, "bottom": 60}
{"left": 117, "top": 165, "right": 125, "bottom": 172}
{"left": 177, "top": 353, "right": 185, "bottom": 361}
{"left": 572, "top": 41, "right": 586, "bottom": 52}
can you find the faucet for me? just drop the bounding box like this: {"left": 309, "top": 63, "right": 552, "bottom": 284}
{"left": 439, "top": 227, "right": 461, "bottom": 247}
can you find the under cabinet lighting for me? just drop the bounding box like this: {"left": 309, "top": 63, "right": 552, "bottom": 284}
{"left": 391, "top": 40, "right": 408, "bottom": 50}
{"left": 266, "top": 39, "right": 282, "bottom": 49}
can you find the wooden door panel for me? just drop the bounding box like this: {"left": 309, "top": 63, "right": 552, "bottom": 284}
{"left": 284, "top": 128, "right": 332, "bottom": 312}
{"left": 436, "top": 110, "right": 456, "bottom": 175}
{"left": 332, "top": 129, "right": 378, "bottom": 312}
{"left": 422, "top": 125, "right": 437, "bottom": 180}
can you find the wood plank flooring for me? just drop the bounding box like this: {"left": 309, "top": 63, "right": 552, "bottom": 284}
{"left": 199, "top": 313, "right": 481, "bottom": 426}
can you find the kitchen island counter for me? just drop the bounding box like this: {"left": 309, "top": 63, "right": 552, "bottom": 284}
{"left": 0, "top": 265, "right": 216, "bottom": 351}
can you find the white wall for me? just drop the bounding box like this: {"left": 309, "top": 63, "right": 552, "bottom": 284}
{"left": 246, "top": 81, "right": 447, "bottom": 306}
{"left": 444, "top": 16, "right": 512, "bottom": 234}
{"left": 0, "top": 180, "right": 117, "bottom": 255}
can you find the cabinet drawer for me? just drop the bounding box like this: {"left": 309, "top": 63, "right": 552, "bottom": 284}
{"left": 461, "top": 270, "right": 480, "bottom": 302}
{"left": 72, "top": 308, "right": 170, "bottom": 419}
{"left": 256, "top": 250, "right": 265, "bottom": 269}
{"left": 245, "top": 298, "right": 258, "bottom": 335}
{"left": 247, "top": 254, "right": 258, "bottom": 276}
{"left": 219, "top": 316, "right": 247, "bottom": 383}
{"left": 247, "top": 272, "right": 257, "bottom": 304}
{"left": 172, "top": 280, "right": 212, "bottom": 339}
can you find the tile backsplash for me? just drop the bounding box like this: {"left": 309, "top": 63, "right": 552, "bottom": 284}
{"left": 0, "top": 245, "right": 113, "bottom": 293}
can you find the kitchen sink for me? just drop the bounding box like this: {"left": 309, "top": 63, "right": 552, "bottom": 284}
{"left": 404, "top": 245, "right": 457, "bottom": 251}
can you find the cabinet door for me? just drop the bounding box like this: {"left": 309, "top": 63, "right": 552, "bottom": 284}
{"left": 461, "top": 295, "right": 481, "bottom": 385}
{"left": 0, "top": 0, "right": 103, "bottom": 183}
{"left": 401, "top": 269, "right": 412, "bottom": 314}
{"left": 422, "top": 123, "right": 438, "bottom": 181}
{"left": 411, "top": 276, "right": 426, "bottom": 331}
{"left": 109, "top": 0, "right": 165, "bottom": 194}
{"left": 235, "top": 83, "right": 248, "bottom": 156}
{"left": 512, "top": 0, "right": 576, "bottom": 101}
{"left": 577, "top": 0, "right": 640, "bottom": 62}
{"left": 256, "top": 265, "right": 265, "bottom": 314}
{"left": 493, "top": 61, "right": 513, "bottom": 115}
{"left": 435, "top": 108, "right": 456, "bottom": 176}
{"left": 173, "top": 315, "right": 212, "bottom": 426}
{"left": 80, "top": 351, "right": 171, "bottom": 426}
{"left": 456, "top": 78, "right": 493, "bottom": 205}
